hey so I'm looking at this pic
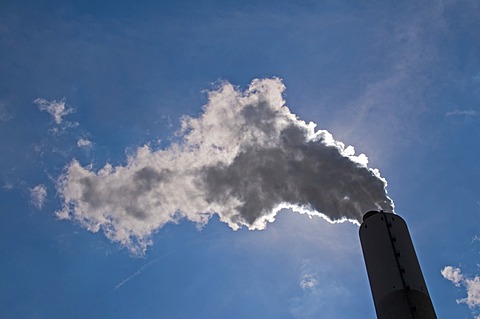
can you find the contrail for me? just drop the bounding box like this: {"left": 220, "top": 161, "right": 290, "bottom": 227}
{"left": 56, "top": 78, "right": 393, "bottom": 254}
{"left": 113, "top": 251, "right": 174, "bottom": 291}
{"left": 112, "top": 232, "right": 218, "bottom": 291}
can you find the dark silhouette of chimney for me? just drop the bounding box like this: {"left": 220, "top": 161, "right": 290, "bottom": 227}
{"left": 359, "top": 211, "right": 437, "bottom": 319}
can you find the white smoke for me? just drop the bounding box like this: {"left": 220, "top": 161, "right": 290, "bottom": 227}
{"left": 56, "top": 78, "right": 393, "bottom": 254}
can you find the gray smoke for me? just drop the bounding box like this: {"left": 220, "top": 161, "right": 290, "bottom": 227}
{"left": 57, "top": 78, "right": 393, "bottom": 254}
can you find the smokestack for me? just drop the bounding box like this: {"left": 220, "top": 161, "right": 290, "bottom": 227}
{"left": 359, "top": 211, "right": 436, "bottom": 319}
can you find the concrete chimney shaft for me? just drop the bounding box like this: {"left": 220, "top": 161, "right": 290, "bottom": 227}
{"left": 359, "top": 211, "right": 437, "bottom": 319}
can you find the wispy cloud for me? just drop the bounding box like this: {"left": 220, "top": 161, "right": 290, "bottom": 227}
{"left": 77, "top": 138, "right": 92, "bottom": 149}
{"left": 442, "top": 266, "right": 480, "bottom": 316}
{"left": 442, "top": 266, "right": 464, "bottom": 287}
{"left": 326, "top": 2, "right": 447, "bottom": 163}
{"left": 0, "top": 102, "right": 13, "bottom": 122}
{"left": 34, "top": 98, "right": 73, "bottom": 124}
{"left": 290, "top": 261, "right": 350, "bottom": 319}
{"left": 446, "top": 110, "right": 480, "bottom": 118}
{"left": 30, "top": 184, "right": 47, "bottom": 209}
{"left": 299, "top": 273, "right": 318, "bottom": 291}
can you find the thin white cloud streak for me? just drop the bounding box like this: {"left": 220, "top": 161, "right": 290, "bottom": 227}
{"left": 442, "top": 266, "right": 480, "bottom": 314}
{"left": 113, "top": 251, "right": 174, "bottom": 291}
{"left": 30, "top": 184, "right": 47, "bottom": 209}
{"left": 34, "top": 98, "right": 73, "bottom": 124}
{"left": 446, "top": 110, "right": 480, "bottom": 118}
{"left": 56, "top": 78, "right": 393, "bottom": 254}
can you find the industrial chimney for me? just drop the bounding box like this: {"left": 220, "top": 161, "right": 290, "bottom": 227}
{"left": 359, "top": 211, "right": 437, "bottom": 319}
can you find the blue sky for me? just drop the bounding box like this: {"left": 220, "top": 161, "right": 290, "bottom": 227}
{"left": 1, "top": 0, "right": 480, "bottom": 318}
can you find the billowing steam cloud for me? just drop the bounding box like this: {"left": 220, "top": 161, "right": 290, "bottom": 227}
{"left": 56, "top": 78, "right": 393, "bottom": 254}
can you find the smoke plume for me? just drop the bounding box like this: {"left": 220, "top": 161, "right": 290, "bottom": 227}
{"left": 57, "top": 78, "right": 393, "bottom": 254}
